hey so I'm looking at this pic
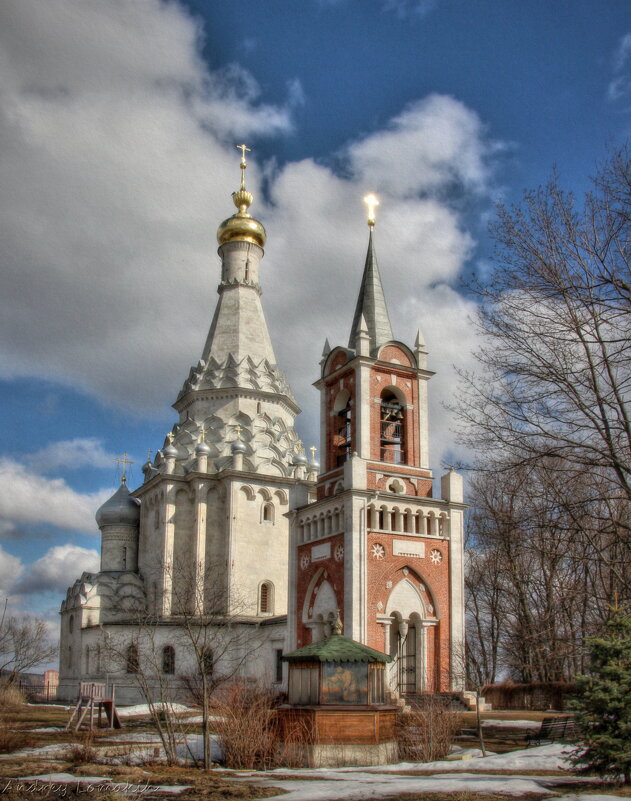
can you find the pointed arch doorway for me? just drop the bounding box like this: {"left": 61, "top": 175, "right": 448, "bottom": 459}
{"left": 380, "top": 576, "right": 432, "bottom": 695}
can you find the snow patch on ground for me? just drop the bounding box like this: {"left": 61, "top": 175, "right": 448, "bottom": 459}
{"left": 481, "top": 718, "right": 541, "bottom": 729}
{"left": 543, "top": 796, "right": 623, "bottom": 801}
{"left": 419, "top": 742, "right": 576, "bottom": 772}
{"left": 259, "top": 743, "right": 575, "bottom": 776}
{"left": 179, "top": 714, "right": 223, "bottom": 724}
{"left": 251, "top": 772, "right": 581, "bottom": 800}
{"left": 116, "top": 702, "right": 194, "bottom": 718}
{"left": 98, "top": 732, "right": 223, "bottom": 765}
{"left": 8, "top": 743, "right": 71, "bottom": 758}
{"left": 15, "top": 727, "right": 63, "bottom": 732}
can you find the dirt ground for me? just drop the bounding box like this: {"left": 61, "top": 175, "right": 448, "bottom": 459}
{"left": 0, "top": 703, "right": 628, "bottom": 801}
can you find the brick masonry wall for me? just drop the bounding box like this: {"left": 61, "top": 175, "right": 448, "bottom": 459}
{"left": 295, "top": 532, "right": 344, "bottom": 648}
{"left": 365, "top": 532, "right": 451, "bottom": 692}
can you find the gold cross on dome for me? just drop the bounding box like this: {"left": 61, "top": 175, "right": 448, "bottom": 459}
{"left": 296, "top": 439, "right": 304, "bottom": 455}
{"left": 234, "top": 424, "right": 243, "bottom": 441}
{"left": 166, "top": 431, "right": 175, "bottom": 445}
{"left": 115, "top": 452, "right": 134, "bottom": 483}
{"left": 236, "top": 143, "right": 251, "bottom": 163}
{"left": 236, "top": 144, "right": 251, "bottom": 189}
{"left": 310, "top": 446, "right": 317, "bottom": 461}
{"left": 363, "top": 193, "right": 379, "bottom": 228}
{"left": 199, "top": 425, "right": 207, "bottom": 443}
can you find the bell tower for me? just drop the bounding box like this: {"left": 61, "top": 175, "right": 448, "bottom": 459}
{"left": 289, "top": 196, "right": 465, "bottom": 695}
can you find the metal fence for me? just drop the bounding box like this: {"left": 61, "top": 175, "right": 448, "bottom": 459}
{"left": 18, "top": 681, "right": 58, "bottom": 702}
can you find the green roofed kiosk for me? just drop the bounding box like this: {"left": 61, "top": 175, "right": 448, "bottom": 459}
{"left": 278, "top": 614, "right": 398, "bottom": 766}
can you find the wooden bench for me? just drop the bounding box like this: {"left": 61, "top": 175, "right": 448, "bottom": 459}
{"left": 526, "top": 716, "right": 578, "bottom": 746}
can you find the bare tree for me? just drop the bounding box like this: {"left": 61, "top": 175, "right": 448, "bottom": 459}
{"left": 456, "top": 144, "right": 630, "bottom": 519}
{"left": 167, "top": 557, "right": 267, "bottom": 770}
{"left": 0, "top": 601, "right": 57, "bottom": 683}
{"left": 102, "top": 620, "right": 186, "bottom": 765}
{"left": 457, "top": 145, "right": 631, "bottom": 681}
{"left": 101, "top": 558, "right": 267, "bottom": 769}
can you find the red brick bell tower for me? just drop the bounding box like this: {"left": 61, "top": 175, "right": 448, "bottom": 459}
{"left": 288, "top": 198, "right": 465, "bottom": 695}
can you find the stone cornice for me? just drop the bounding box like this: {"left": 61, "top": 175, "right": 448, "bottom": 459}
{"left": 173, "top": 385, "right": 300, "bottom": 417}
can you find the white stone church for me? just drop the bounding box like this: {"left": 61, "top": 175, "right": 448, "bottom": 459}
{"left": 58, "top": 150, "right": 465, "bottom": 703}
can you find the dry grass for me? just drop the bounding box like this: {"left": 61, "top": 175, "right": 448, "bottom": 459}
{"left": 0, "top": 682, "right": 26, "bottom": 711}
{"left": 0, "top": 788, "right": 125, "bottom": 801}
{"left": 66, "top": 731, "right": 98, "bottom": 764}
{"left": 366, "top": 795, "right": 547, "bottom": 801}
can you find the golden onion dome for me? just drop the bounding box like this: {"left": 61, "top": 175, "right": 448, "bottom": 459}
{"left": 216, "top": 144, "right": 267, "bottom": 248}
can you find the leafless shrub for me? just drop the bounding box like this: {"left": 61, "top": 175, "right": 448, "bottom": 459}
{"left": 273, "top": 710, "right": 315, "bottom": 768}
{"left": 397, "top": 696, "right": 461, "bottom": 762}
{"left": 211, "top": 680, "right": 277, "bottom": 769}
{"left": 67, "top": 731, "right": 97, "bottom": 764}
{"left": 212, "top": 680, "right": 317, "bottom": 769}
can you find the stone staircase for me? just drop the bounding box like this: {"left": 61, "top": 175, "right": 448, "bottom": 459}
{"left": 395, "top": 691, "right": 492, "bottom": 712}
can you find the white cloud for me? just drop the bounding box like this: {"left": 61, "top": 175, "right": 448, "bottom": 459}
{"left": 607, "top": 32, "right": 631, "bottom": 102}
{"left": 613, "top": 32, "right": 631, "bottom": 72}
{"left": 347, "top": 94, "right": 491, "bottom": 196}
{"left": 12, "top": 543, "right": 99, "bottom": 595}
{"left": 25, "top": 437, "right": 117, "bottom": 472}
{"left": 381, "top": 0, "right": 438, "bottom": 19}
{"left": 0, "top": 544, "right": 24, "bottom": 599}
{"left": 0, "top": 0, "right": 501, "bottom": 473}
{"left": 0, "top": 458, "right": 109, "bottom": 534}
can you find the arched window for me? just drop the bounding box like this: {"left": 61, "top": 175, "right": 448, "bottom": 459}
{"left": 162, "top": 645, "right": 175, "bottom": 675}
{"left": 380, "top": 390, "right": 405, "bottom": 464}
{"left": 262, "top": 502, "right": 274, "bottom": 523}
{"left": 202, "top": 647, "right": 213, "bottom": 676}
{"left": 126, "top": 643, "right": 139, "bottom": 674}
{"left": 333, "top": 390, "right": 352, "bottom": 467}
{"left": 259, "top": 581, "right": 274, "bottom": 615}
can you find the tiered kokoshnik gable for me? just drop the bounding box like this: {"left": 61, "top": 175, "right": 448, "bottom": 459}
{"left": 58, "top": 148, "right": 310, "bottom": 704}
{"left": 142, "top": 145, "right": 302, "bottom": 480}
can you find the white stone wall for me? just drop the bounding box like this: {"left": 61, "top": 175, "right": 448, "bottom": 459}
{"left": 57, "top": 618, "right": 287, "bottom": 705}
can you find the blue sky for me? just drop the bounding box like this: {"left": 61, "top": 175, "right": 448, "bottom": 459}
{"left": 0, "top": 0, "right": 629, "bottom": 638}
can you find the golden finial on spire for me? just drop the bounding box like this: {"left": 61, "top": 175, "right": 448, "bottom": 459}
{"left": 364, "top": 193, "right": 379, "bottom": 228}
{"left": 232, "top": 143, "right": 253, "bottom": 213}
{"left": 216, "top": 144, "right": 267, "bottom": 247}
{"left": 199, "top": 424, "right": 207, "bottom": 443}
{"left": 166, "top": 431, "right": 175, "bottom": 446}
{"left": 234, "top": 424, "right": 243, "bottom": 441}
{"left": 115, "top": 452, "right": 134, "bottom": 483}
{"left": 310, "top": 446, "right": 317, "bottom": 461}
